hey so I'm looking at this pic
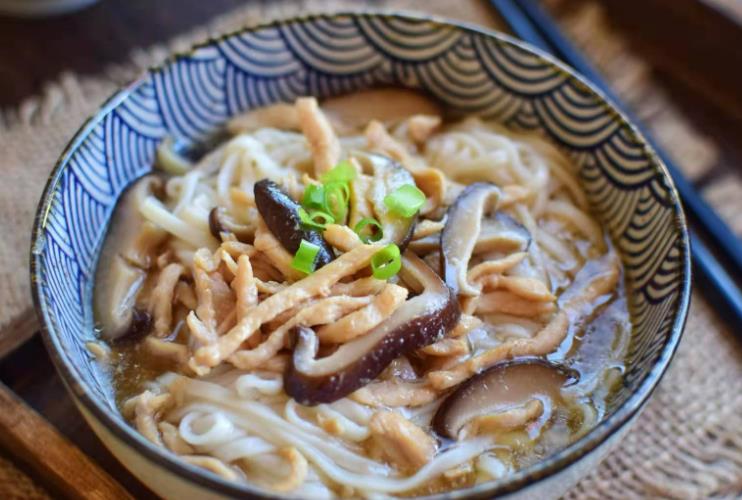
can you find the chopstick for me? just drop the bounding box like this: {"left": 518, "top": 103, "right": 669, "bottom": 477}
{"left": 490, "top": 0, "right": 742, "bottom": 326}
{"left": 0, "top": 380, "right": 133, "bottom": 499}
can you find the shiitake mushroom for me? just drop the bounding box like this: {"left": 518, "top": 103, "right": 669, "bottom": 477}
{"left": 254, "top": 179, "right": 334, "bottom": 269}
{"left": 440, "top": 183, "right": 501, "bottom": 296}
{"left": 440, "top": 183, "right": 531, "bottom": 296}
{"left": 284, "top": 252, "right": 460, "bottom": 405}
{"left": 352, "top": 153, "right": 417, "bottom": 251}
{"left": 95, "top": 175, "right": 165, "bottom": 340}
{"left": 431, "top": 358, "right": 579, "bottom": 440}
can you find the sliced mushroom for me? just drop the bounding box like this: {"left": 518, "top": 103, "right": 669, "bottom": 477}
{"left": 474, "top": 213, "right": 531, "bottom": 254}
{"left": 208, "top": 207, "right": 254, "bottom": 242}
{"left": 95, "top": 175, "right": 165, "bottom": 340}
{"left": 284, "top": 252, "right": 460, "bottom": 405}
{"left": 440, "top": 183, "right": 501, "bottom": 296}
{"left": 353, "top": 152, "right": 417, "bottom": 250}
{"left": 431, "top": 358, "right": 578, "bottom": 439}
{"left": 254, "top": 179, "right": 334, "bottom": 268}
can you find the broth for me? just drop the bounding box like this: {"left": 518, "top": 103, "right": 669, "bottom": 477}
{"left": 93, "top": 90, "right": 630, "bottom": 498}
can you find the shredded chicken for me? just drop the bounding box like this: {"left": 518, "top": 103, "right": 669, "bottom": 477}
{"left": 269, "top": 447, "right": 309, "bottom": 492}
{"left": 365, "top": 120, "right": 445, "bottom": 214}
{"left": 407, "top": 114, "right": 442, "bottom": 144}
{"left": 150, "top": 263, "right": 184, "bottom": 337}
{"left": 175, "top": 280, "right": 197, "bottom": 310}
{"left": 182, "top": 455, "right": 240, "bottom": 481}
{"left": 253, "top": 219, "right": 304, "bottom": 281}
{"left": 368, "top": 411, "right": 436, "bottom": 471}
{"left": 251, "top": 256, "right": 285, "bottom": 283}
{"left": 429, "top": 254, "right": 620, "bottom": 389}
{"left": 419, "top": 337, "right": 470, "bottom": 357}
{"left": 220, "top": 240, "right": 258, "bottom": 259}
{"left": 352, "top": 380, "right": 439, "bottom": 407}
{"left": 467, "top": 252, "right": 527, "bottom": 283}
{"left": 462, "top": 400, "right": 544, "bottom": 438}
{"left": 475, "top": 291, "right": 556, "bottom": 316}
{"left": 229, "top": 295, "right": 371, "bottom": 369}
{"left": 411, "top": 219, "right": 445, "bottom": 240}
{"left": 475, "top": 275, "right": 555, "bottom": 302}
{"left": 232, "top": 254, "right": 258, "bottom": 320}
{"left": 159, "top": 421, "right": 194, "bottom": 455}
{"left": 296, "top": 97, "right": 341, "bottom": 176}
{"left": 330, "top": 276, "right": 387, "bottom": 297}
{"left": 450, "top": 314, "right": 483, "bottom": 338}
{"left": 187, "top": 310, "right": 217, "bottom": 346}
{"left": 187, "top": 249, "right": 237, "bottom": 346}
{"left": 323, "top": 223, "right": 362, "bottom": 252}
{"left": 192, "top": 243, "right": 379, "bottom": 372}
{"left": 134, "top": 391, "right": 173, "bottom": 447}
{"left": 255, "top": 278, "right": 287, "bottom": 296}
{"left": 145, "top": 337, "right": 189, "bottom": 364}
{"left": 317, "top": 283, "right": 408, "bottom": 343}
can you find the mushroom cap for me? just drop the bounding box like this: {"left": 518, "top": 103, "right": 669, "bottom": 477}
{"left": 254, "top": 179, "right": 334, "bottom": 269}
{"left": 284, "top": 252, "right": 460, "bottom": 405}
{"left": 432, "top": 358, "right": 579, "bottom": 439}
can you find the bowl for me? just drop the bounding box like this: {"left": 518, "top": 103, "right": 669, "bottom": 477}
{"left": 30, "top": 11, "right": 690, "bottom": 500}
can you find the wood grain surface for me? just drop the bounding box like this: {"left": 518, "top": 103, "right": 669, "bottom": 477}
{"left": 0, "top": 379, "right": 132, "bottom": 499}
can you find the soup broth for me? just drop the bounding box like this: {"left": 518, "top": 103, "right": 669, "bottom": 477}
{"left": 93, "top": 89, "right": 631, "bottom": 498}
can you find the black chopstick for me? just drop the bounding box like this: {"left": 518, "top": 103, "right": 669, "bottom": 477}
{"left": 490, "top": 0, "right": 742, "bottom": 326}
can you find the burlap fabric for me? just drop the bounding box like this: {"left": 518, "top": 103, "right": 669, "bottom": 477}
{"left": 0, "top": 0, "right": 740, "bottom": 498}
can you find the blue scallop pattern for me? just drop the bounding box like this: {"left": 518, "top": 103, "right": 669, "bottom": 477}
{"left": 34, "top": 13, "right": 688, "bottom": 410}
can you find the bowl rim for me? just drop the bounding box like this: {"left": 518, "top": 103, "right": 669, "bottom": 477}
{"left": 29, "top": 10, "right": 691, "bottom": 499}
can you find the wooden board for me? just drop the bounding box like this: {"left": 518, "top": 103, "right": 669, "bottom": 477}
{"left": 0, "top": 379, "right": 133, "bottom": 499}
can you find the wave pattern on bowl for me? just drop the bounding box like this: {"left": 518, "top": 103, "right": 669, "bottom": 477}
{"left": 33, "top": 11, "right": 687, "bottom": 477}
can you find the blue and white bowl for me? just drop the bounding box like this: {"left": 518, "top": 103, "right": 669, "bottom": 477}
{"left": 30, "top": 12, "right": 690, "bottom": 499}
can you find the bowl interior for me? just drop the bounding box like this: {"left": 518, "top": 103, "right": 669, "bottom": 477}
{"left": 31, "top": 11, "right": 689, "bottom": 498}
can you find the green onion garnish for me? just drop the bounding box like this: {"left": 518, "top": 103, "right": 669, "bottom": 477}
{"left": 354, "top": 217, "right": 384, "bottom": 243}
{"left": 302, "top": 184, "right": 325, "bottom": 210}
{"left": 321, "top": 160, "right": 356, "bottom": 184}
{"left": 371, "top": 243, "right": 402, "bottom": 280}
{"left": 383, "top": 184, "right": 426, "bottom": 218}
{"left": 324, "top": 181, "right": 350, "bottom": 224}
{"left": 298, "top": 207, "right": 334, "bottom": 231}
{"left": 291, "top": 239, "right": 321, "bottom": 274}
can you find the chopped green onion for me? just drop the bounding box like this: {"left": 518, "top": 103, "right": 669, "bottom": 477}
{"left": 354, "top": 217, "right": 384, "bottom": 243}
{"left": 291, "top": 239, "right": 321, "bottom": 274}
{"left": 371, "top": 243, "right": 402, "bottom": 280}
{"left": 324, "top": 181, "right": 350, "bottom": 224}
{"left": 383, "top": 184, "right": 426, "bottom": 218}
{"left": 321, "top": 160, "right": 356, "bottom": 184}
{"left": 302, "top": 184, "right": 325, "bottom": 210}
{"left": 298, "top": 207, "right": 334, "bottom": 231}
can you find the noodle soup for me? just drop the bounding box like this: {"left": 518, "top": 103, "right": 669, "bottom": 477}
{"left": 92, "top": 89, "right": 630, "bottom": 498}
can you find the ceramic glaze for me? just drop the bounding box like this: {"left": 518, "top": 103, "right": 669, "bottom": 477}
{"left": 31, "top": 12, "right": 690, "bottom": 499}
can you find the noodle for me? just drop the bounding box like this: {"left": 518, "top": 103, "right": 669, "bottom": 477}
{"left": 96, "top": 93, "right": 631, "bottom": 497}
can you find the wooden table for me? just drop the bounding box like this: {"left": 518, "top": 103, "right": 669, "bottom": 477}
{"left": 1, "top": 0, "right": 740, "bottom": 497}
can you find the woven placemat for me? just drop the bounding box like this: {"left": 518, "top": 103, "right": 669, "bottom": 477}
{"left": 1, "top": 0, "right": 741, "bottom": 498}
